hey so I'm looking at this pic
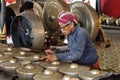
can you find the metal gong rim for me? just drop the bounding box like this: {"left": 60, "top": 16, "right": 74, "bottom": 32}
{"left": 78, "top": 69, "right": 110, "bottom": 80}
{"left": 33, "top": 1, "right": 43, "bottom": 21}
{"left": 0, "top": 0, "right": 5, "bottom": 31}
{"left": 59, "top": 64, "right": 90, "bottom": 76}
{"left": 5, "top": 4, "right": 19, "bottom": 35}
{"left": 7, "top": 3, "right": 19, "bottom": 15}
{"left": 33, "top": 69, "right": 63, "bottom": 80}
{"left": 40, "top": 61, "right": 69, "bottom": 71}
{"left": 70, "top": 1, "right": 99, "bottom": 41}
{"left": 17, "top": 64, "right": 43, "bottom": 73}
{"left": 11, "top": 11, "right": 45, "bottom": 50}
{"left": 43, "top": 0, "right": 70, "bottom": 34}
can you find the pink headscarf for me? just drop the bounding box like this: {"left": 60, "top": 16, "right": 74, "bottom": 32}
{"left": 58, "top": 12, "right": 78, "bottom": 24}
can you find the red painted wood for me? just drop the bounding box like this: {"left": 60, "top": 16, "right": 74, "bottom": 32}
{"left": 101, "top": 0, "right": 120, "bottom": 18}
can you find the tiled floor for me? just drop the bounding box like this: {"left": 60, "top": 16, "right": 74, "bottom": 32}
{"left": 97, "top": 28, "right": 120, "bottom": 73}
{"left": 0, "top": 28, "right": 119, "bottom": 80}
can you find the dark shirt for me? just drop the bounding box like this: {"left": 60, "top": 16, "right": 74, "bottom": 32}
{"left": 18, "top": 17, "right": 33, "bottom": 47}
{"left": 56, "top": 26, "right": 98, "bottom": 66}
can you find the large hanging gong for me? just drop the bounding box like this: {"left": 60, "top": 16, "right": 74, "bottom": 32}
{"left": 11, "top": 11, "right": 45, "bottom": 50}
{"left": 5, "top": 4, "right": 19, "bottom": 35}
{"left": 33, "top": 1, "right": 43, "bottom": 21}
{"left": 43, "top": 0, "right": 70, "bottom": 34}
{"left": 6, "top": 3, "right": 19, "bottom": 15}
{"left": 70, "top": 1, "right": 99, "bottom": 41}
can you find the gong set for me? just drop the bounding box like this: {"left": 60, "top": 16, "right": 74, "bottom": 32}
{"left": 0, "top": 44, "right": 112, "bottom": 80}
{"left": 5, "top": 0, "right": 100, "bottom": 50}
{"left": 0, "top": 0, "right": 113, "bottom": 80}
{"left": 101, "top": 14, "right": 120, "bottom": 27}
